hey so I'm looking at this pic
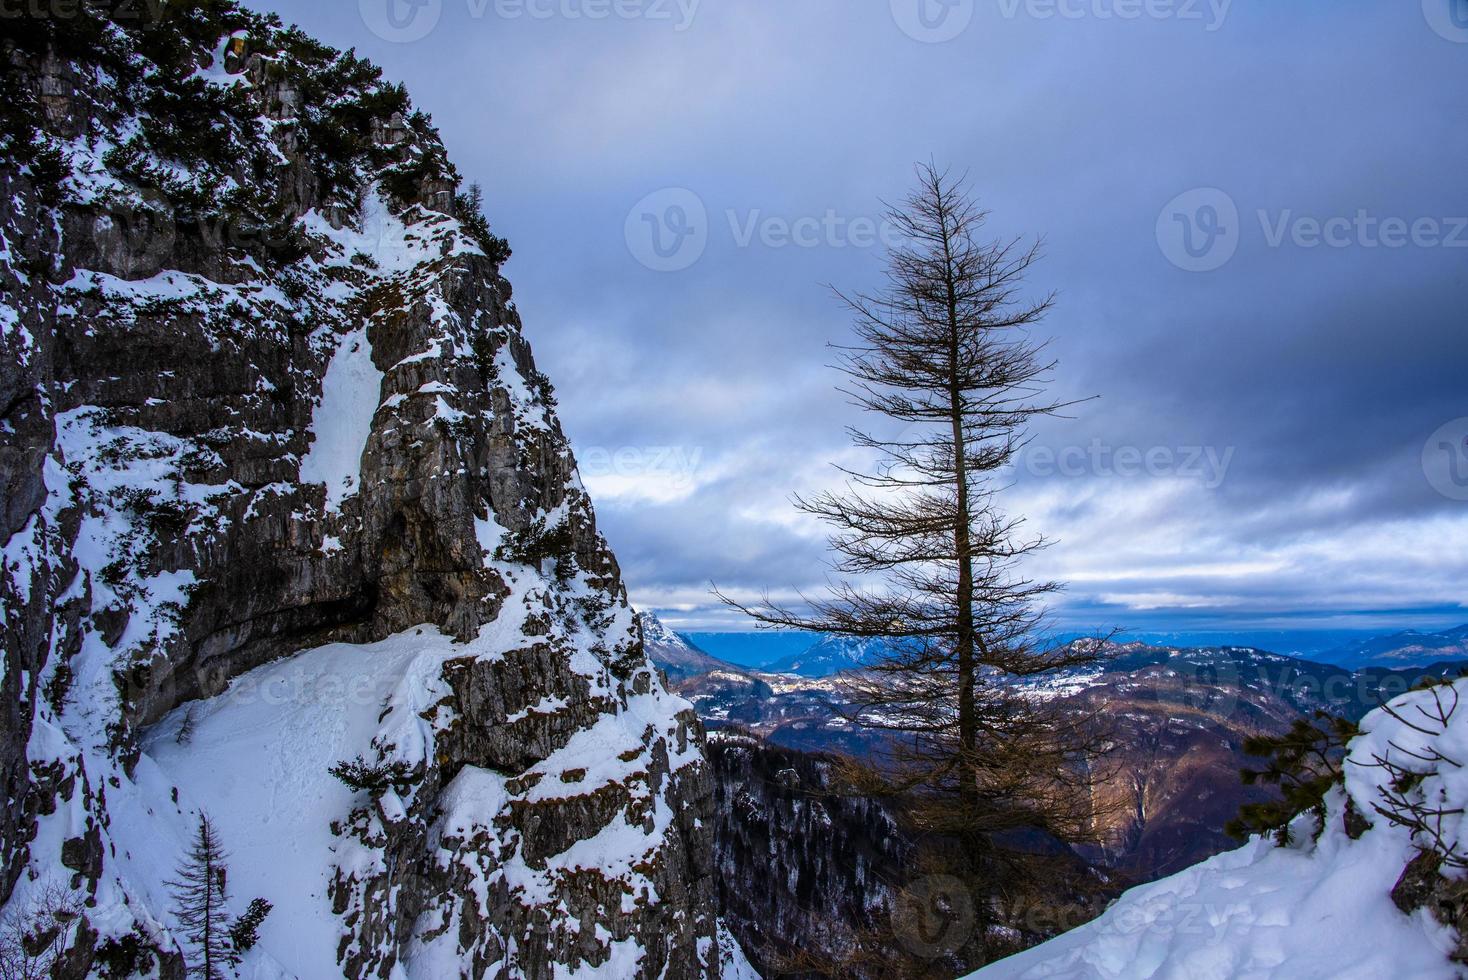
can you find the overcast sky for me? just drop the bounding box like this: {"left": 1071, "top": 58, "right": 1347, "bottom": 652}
{"left": 251, "top": 0, "right": 1468, "bottom": 634}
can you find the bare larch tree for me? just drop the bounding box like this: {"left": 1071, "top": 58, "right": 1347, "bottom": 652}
{"left": 720, "top": 163, "right": 1115, "bottom": 955}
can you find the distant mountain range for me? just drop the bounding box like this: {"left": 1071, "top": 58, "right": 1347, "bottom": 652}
{"left": 643, "top": 619, "right": 887, "bottom": 677}
{"left": 1318, "top": 624, "right": 1468, "bottom": 670}
{"left": 759, "top": 634, "right": 890, "bottom": 676}
{"left": 680, "top": 631, "right": 820, "bottom": 669}
{"left": 659, "top": 618, "right": 1468, "bottom": 678}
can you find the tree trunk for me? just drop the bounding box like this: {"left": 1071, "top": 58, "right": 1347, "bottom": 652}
{"left": 203, "top": 854, "right": 214, "bottom": 980}
{"left": 939, "top": 199, "right": 979, "bottom": 806}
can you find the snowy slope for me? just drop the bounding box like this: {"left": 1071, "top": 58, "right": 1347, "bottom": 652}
{"left": 125, "top": 625, "right": 740, "bottom": 979}
{"left": 969, "top": 680, "right": 1468, "bottom": 980}
{"left": 139, "top": 631, "right": 455, "bottom": 979}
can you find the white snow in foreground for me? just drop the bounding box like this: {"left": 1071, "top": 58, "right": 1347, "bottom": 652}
{"left": 299, "top": 326, "right": 383, "bottom": 512}
{"left": 970, "top": 680, "right": 1468, "bottom": 980}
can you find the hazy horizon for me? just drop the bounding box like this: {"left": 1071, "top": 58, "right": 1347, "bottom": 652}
{"left": 678, "top": 621, "right": 1468, "bottom": 670}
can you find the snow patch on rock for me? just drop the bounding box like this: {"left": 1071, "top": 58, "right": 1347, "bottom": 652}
{"left": 299, "top": 327, "right": 383, "bottom": 513}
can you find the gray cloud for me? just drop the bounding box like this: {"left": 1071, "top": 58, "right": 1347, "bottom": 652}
{"left": 250, "top": 0, "right": 1468, "bottom": 632}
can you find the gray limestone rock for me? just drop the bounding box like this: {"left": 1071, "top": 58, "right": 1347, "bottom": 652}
{"left": 0, "top": 6, "right": 724, "bottom": 977}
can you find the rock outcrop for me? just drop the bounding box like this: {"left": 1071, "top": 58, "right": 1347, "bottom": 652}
{"left": 706, "top": 731, "right": 911, "bottom": 979}
{"left": 0, "top": 6, "right": 731, "bottom": 977}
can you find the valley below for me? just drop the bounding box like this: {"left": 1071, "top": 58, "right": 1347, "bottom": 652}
{"left": 644, "top": 616, "right": 1468, "bottom": 976}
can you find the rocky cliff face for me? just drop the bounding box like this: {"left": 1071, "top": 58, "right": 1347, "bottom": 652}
{"left": 706, "top": 732, "right": 913, "bottom": 979}
{"left": 0, "top": 6, "right": 734, "bottom": 977}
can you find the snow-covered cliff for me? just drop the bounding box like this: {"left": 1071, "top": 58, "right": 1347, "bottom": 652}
{"left": 0, "top": 6, "right": 746, "bottom": 977}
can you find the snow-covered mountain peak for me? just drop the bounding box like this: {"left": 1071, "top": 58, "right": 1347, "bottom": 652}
{"left": 763, "top": 634, "right": 891, "bottom": 677}
{"left": 638, "top": 610, "right": 694, "bottom": 651}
